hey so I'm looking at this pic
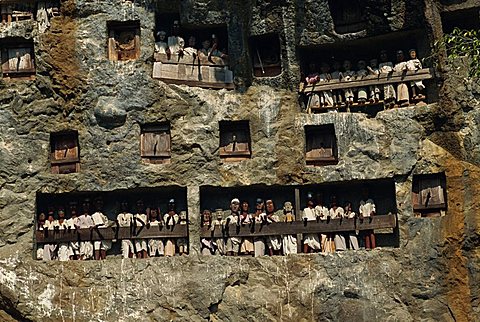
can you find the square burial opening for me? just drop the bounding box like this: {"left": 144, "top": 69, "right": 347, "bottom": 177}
{"left": 0, "top": 37, "right": 35, "bottom": 79}
{"left": 0, "top": 1, "right": 35, "bottom": 24}
{"left": 35, "top": 186, "right": 188, "bottom": 258}
{"left": 250, "top": 33, "right": 282, "bottom": 77}
{"left": 298, "top": 178, "right": 399, "bottom": 248}
{"left": 441, "top": 7, "right": 480, "bottom": 33}
{"left": 155, "top": 13, "right": 229, "bottom": 57}
{"left": 200, "top": 178, "right": 399, "bottom": 248}
{"left": 219, "top": 121, "right": 251, "bottom": 161}
{"left": 327, "top": 0, "right": 367, "bottom": 34}
{"left": 140, "top": 123, "right": 171, "bottom": 164}
{"left": 50, "top": 131, "right": 80, "bottom": 174}
{"left": 107, "top": 20, "right": 141, "bottom": 61}
{"left": 305, "top": 124, "right": 338, "bottom": 166}
{"left": 412, "top": 172, "right": 447, "bottom": 217}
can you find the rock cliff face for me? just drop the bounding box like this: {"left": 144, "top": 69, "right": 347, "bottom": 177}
{"left": 0, "top": 0, "right": 479, "bottom": 321}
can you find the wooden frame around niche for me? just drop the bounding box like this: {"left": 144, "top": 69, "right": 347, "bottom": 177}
{"left": 250, "top": 33, "right": 282, "bottom": 78}
{"left": 219, "top": 121, "right": 251, "bottom": 161}
{"left": 50, "top": 131, "right": 80, "bottom": 174}
{"left": 305, "top": 124, "right": 338, "bottom": 166}
{"left": 0, "top": 38, "right": 35, "bottom": 79}
{"left": 412, "top": 172, "right": 447, "bottom": 217}
{"left": 140, "top": 123, "right": 171, "bottom": 164}
{"left": 107, "top": 20, "right": 141, "bottom": 61}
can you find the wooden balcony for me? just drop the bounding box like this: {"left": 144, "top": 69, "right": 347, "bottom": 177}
{"left": 200, "top": 213, "right": 397, "bottom": 238}
{"left": 153, "top": 53, "right": 234, "bottom": 90}
{"left": 299, "top": 68, "right": 435, "bottom": 93}
{"left": 35, "top": 224, "right": 188, "bottom": 244}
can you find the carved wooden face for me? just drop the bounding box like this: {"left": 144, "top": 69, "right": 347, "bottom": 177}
{"left": 396, "top": 51, "right": 405, "bottom": 62}
{"left": 241, "top": 202, "right": 249, "bottom": 212}
{"left": 150, "top": 209, "right": 158, "bottom": 220}
{"left": 230, "top": 201, "right": 240, "bottom": 213}
{"left": 266, "top": 200, "right": 275, "bottom": 213}
{"left": 202, "top": 210, "right": 211, "bottom": 223}
{"left": 284, "top": 202, "right": 293, "bottom": 212}
{"left": 409, "top": 50, "right": 417, "bottom": 59}
{"left": 255, "top": 201, "right": 264, "bottom": 211}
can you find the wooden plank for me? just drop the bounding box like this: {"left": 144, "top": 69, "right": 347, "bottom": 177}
{"left": 219, "top": 150, "right": 251, "bottom": 157}
{"left": 300, "top": 68, "right": 434, "bottom": 93}
{"left": 154, "top": 52, "right": 228, "bottom": 67}
{"left": 200, "top": 213, "right": 397, "bottom": 238}
{"left": 158, "top": 78, "right": 235, "bottom": 90}
{"left": 36, "top": 225, "right": 188, "bottom": 243}
{"left": 108, "top": 34, "right": 117, "bottom": 61}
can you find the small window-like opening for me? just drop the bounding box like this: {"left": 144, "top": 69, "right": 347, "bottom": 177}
{"left": 250, "top": 33, "right": 281, "bottom": 77}
{"left": 0, "top": 1, "right": 35, "bottom": 24}
{"left": 412, "top": 173, "right": 447, "bottom": 217}
{"left": 107, "top": 20, "right": 141, "bottom": 61}
{"left": 1, "top": 38, "right": 35, "bottom": 79}
{"left": 219, "top": 121, "right": 251, "bottom": 161}
{"left": 140, "top": 123, "right": 171, "bottom": 164}
{"left": 305, "top": 124, "right": 338, "bottom": 166}
{"left": 50, "top": 131, "right": 80, "bottom": 174}
{"left": 328, "top": 0, "right": 367, "bottom": 34}
{"left": 441, "top": 7, "right": 480, "bottom": 34}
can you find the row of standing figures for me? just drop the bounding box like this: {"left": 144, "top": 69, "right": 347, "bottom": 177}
{"left": 305, "top": 49, "right": 427, "bottom": 110}
{"left": 36, "top": 194, "right": 378, "bottom": 260}
{"left": 36, "top": 199, "right": 188, "bottom": 261}
{"left": 154, "top": 21, "right": 228, "bottom": 60}
{"left": 200, "top": 196, "right": 377, "bottom": 257}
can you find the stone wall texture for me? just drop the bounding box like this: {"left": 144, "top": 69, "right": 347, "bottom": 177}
{"left": 0, "top": 0, "right": 479, "bottom": 321}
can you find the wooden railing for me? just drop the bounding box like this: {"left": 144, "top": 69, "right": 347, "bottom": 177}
{"left": 299, "top": 68, "right": 435, "bottom": 93}
{"left": 35, "top": 214, "right": 396, "bottom": 243}
{"left": 200, "top": 213, "right": 397, "bottom": 238}
{"left": 35, "top": 225, "right": 188, "bottom": 244}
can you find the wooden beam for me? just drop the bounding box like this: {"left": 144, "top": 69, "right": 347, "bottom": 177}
{"left": 294, "top": 188, "right": 302, "bottom": 253}
{"left": 158, "top": 78, "right": 235, "bottom": 90}
{"left": 299, "top": 68, "right": 434, "bottom": 93}
{"left": 154, "top": 52, "right": 228, "bottom": 67}
{"left": 200, "top": 213, "right": 397, "bottom": 238}
{"left": 36, "top": 225, "right": 188, "bottom": 243}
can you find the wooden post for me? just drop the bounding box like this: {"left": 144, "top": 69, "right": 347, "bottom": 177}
{"left": 108, "top": 30, "right": 117, "bottom": 61}
{"left": 294, "top": 188, "right": 302, "bottom": 253}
